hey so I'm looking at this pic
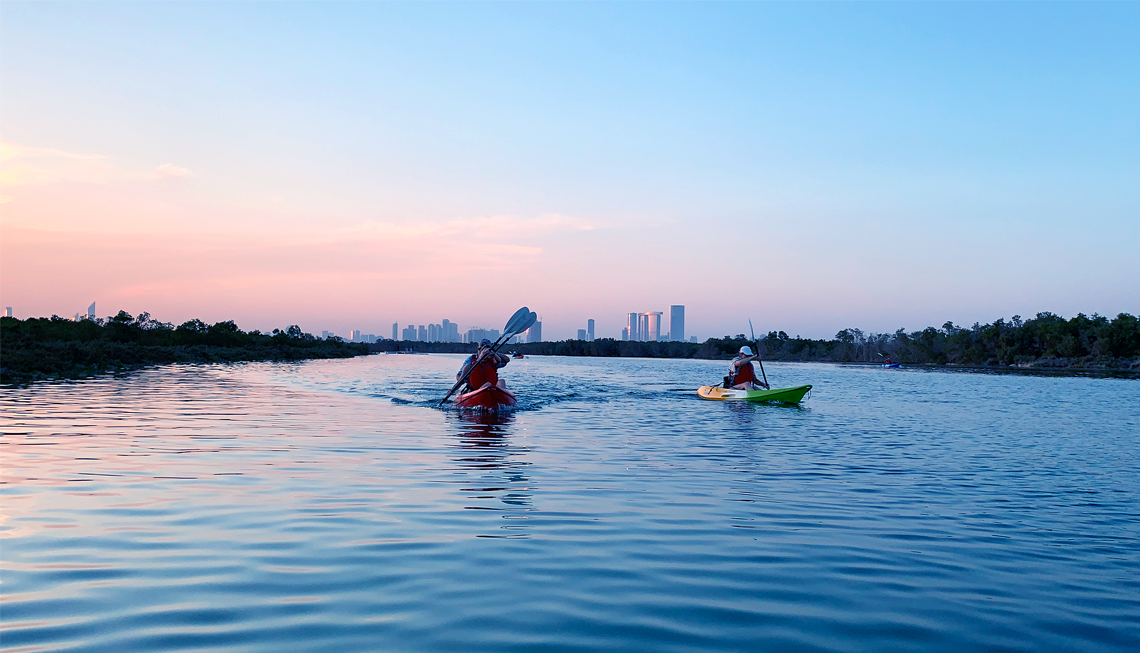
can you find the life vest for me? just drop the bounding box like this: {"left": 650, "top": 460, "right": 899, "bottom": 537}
{"left": 731, "top": 359, "right": 756, "bottom": 385}
{"left": 467, "top": 355, "right": 500, "bottom": 389}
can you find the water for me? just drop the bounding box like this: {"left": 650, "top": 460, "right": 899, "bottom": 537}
{"left": 2, "top": 355, "right": 1138, "bottom": 652}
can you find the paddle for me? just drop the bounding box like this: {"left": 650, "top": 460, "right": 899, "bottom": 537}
{"left": 439, "top": 307, "right": 536, "bottom": 406}
{"left": 748, "top": 319, "right": 770, "bottom": 388}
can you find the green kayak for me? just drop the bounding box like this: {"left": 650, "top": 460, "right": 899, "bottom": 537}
{"left": 697, "top": 384, "right": 812, "bottom": 404}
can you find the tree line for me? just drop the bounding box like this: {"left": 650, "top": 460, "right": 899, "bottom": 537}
{"left": 383, "top": 312, "right": 1138, "bottom": 374}
{"left": 5, "top": 310, "right": 1135, "bottom": 384}
{"left": 1, "top": 311, "right": 368, "bottom": 384}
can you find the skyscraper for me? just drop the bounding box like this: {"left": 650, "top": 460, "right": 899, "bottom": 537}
{"left": 527, "top": 321, "right": 542, "bottom": 343}
{"left": 4, "top": 307, "right": 11, "bottom": 318}
{"left": 670, "top": 305, "right": 685, "bottom": 342}
{"left": 87, "top": 302, "right": 96, "bottom": 320}
{"left": 418, "top": 325, "right": 427, "bottom": 341}
{"left": 351, "top": 329, "right": 361, "bottom": 341}
{"left": 621, "top": 327, "right": 629, "bottom": 341}
{"left": 646, "top": 311, "right": 663, "bottom": 341}
{"left": 392, "top": 323, "right": 398, "bottom": 340}
{"left": 577, "top": 329, "right": 587, "bottom": 340}
{"left": 627, "top": 313, "right": 639, "bottom": 341}
{"left": 587, "top": 319, "right": 595, "bottom": 341}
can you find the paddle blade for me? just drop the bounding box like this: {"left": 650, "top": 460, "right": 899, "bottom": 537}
{"left": 502, "top": 306, "right": 531, "bottom": 336}
{"left": 516, "top": 311, "right": 537, "bottom": 337}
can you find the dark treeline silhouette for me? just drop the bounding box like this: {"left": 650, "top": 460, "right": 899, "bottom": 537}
{"left": 1, "top": 311, "right": 368, "bottom": 384}
{"left": 377, "top": 312, "right": 1138, "bottom": 375}
{"left": 7, "top": 310, "right": 1134, "bottom": 383}
{"left": 702, "top": 312, "right": 1137, "bottom": 371}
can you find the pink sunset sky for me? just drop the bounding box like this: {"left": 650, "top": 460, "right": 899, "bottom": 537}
{"left": 2, "top": 4, "right": 1136, "bottom": 340}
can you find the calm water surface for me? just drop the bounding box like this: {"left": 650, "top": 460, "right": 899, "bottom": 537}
{"left": 2, "top": 356, "right": 1138, "bottom": 652}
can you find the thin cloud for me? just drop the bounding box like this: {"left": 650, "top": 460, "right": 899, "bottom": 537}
{"left": 0, "top": 140, "right": 190, "bottom": 188}
{"left": 340, "top": 213, "right": 594, "bottom": 241}
{"left": 151, "top": 163, "right": 191, "bottom": 179}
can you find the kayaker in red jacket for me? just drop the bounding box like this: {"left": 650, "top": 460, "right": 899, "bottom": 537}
{"left": 458, "top": 339, "right": 512, "bottom": 392}
{"left": 728, "top": 346, "right": 770, "bottom": 390}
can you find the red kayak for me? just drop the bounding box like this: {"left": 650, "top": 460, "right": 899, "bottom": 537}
{"left": 454, "top": 383, "right": 517, "bottom": 410}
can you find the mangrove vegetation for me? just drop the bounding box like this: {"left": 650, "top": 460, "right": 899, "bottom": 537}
{"left": 1, "top": 311, "right": 368, "bottom": 384}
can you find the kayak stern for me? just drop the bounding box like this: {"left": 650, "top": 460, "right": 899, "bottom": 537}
{"left": 454, "top": 384, "right": 518, "bottom": 410}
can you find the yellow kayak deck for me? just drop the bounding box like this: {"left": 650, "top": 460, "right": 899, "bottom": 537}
{"left": 697, "top": 384, "right": 812, "bottom": 404}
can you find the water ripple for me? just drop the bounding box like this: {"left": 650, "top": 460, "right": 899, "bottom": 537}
{"left": 2, "top": 357, "right": 1138, "bottom": 652}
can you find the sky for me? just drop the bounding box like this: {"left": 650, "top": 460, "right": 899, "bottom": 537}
{"left": 1, "top": 2, "right": 1137, "bottom": 340}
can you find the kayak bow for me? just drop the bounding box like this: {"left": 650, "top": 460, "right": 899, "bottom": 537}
{"left": 697, "top": 384, "right": 812, "bottom": 404}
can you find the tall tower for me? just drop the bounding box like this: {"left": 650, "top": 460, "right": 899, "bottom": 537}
{"left": 670, "top": 305, "right": 684, "bottom": 342}
{"left": 627, "top": 313, "right": 639, "bottom": 342}
{"left": 87, "top": 302, "right": 96, "bottom": 320}
{"left": 527, "top": 321, "right": 542, "bottom": 343}
{"left": 392, "top": 322, "right": 398, "bottom": 340}
{"left": 646, "top": 311, "right": 663, "bottom": 341}
{"left": 587, "top": 319, "right": 595, "bottom": 341}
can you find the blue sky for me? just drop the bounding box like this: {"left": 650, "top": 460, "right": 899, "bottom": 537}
{"left": 2, "top": 2, "right": 1137, "bottom": 339}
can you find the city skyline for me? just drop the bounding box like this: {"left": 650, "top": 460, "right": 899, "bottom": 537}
{"left": 350, "top": 306, "right": 688, "bottom": 343}
{"left": 2, "top": 4, "right": 1136, "bottom": 339}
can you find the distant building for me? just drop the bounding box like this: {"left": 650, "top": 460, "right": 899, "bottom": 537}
{"left": 442, "top": 319, "right": 459, "bottom": 343}
{"left": 4, "top": 307, "right": 11, "bottom": 318}
{"left": 690, "top": 336, "right": 697, "bottom": 343}
{"left": 321, "top": 330, "right": 330, "bottom": 339}
{"left": 401, "top": 324, "right": 418, "bottom": 341}
{"left": 633, "top": 312, "right": 662, "bottom": 341}
{"left": 670, "top": 305, "right": 684, "bottom": 342}
{"left": 627, "top": 313, "right": 639, "bottom": 342}
{"left": 621, "top": 327, "right": 629, "bottom": 341}
{"left": 418, "top": 325, "right": 427, "bottom": 341}
{"left": 527, "top": 321, "right": 542, "bottom": 343}
{"left": 351, "top": 329, "right": 361, "bottom": 341}
{"left": 88, "top": 302, "right": 96, "bottom": 320}
{"left": 646, "top": 311, "right": 663, "bottom": 341}
{"left": 392, "top": 323, "right": 398, "bottom": 340}
{"left": 73, "top": 313, "right": 80, "bottom": 321}
{"left": 587, "top": 319, "right": 595, "bottom": 341}
{"left": 577, "top": 329, "right": 587, "bottom": 340}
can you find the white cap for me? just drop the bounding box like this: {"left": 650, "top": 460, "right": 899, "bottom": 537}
{"left": 739, "top": 346, "right": 754, "bottom": 356}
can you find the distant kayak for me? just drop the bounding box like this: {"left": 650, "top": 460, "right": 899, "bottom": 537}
{"left": 512, "top": 353, "right": 524, "bottom": 359}
{"left": 882, "top": 363, "right": 901, "bottom": 368}
{"left": 454, "top": 384, "right": 517, "bottom": 410}
{"left": 697, "top": 384, "right": 812, "bottom": 404}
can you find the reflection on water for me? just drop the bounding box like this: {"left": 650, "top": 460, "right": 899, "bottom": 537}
{"left": 449, "top": 411, "right": 535, "bottom": 524}
{"left": 2, "top": 356, "right": 1138, "bottom": 653}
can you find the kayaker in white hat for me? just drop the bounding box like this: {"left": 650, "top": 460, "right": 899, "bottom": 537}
{"left": 727, "top": 345, "right": 769, "bottom": 390}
